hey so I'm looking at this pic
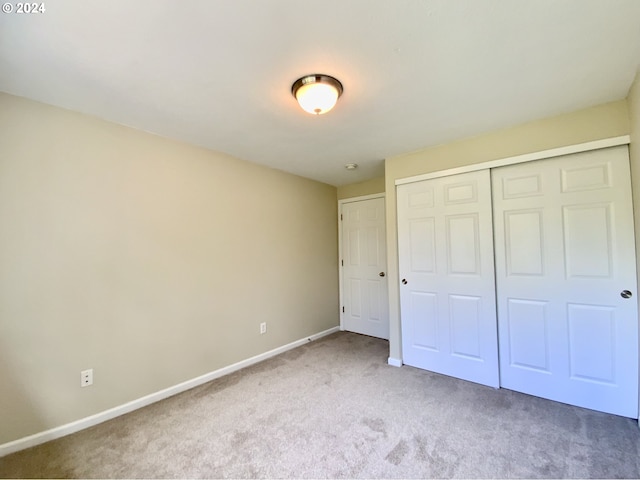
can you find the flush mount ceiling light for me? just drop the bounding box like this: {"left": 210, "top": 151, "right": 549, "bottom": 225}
{"left": 291, "top": 74, "right": 343, "bottom": 115}
{"left": 345, "top": 163, "right": 358, "bottom": 170}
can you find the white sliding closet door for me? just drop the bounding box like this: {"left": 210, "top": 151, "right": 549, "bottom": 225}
{"left": 398, "top": 170, "right": 499, "bottom": 388}
{"left": 492, "top": 146, "right": 638, "bottom": 418}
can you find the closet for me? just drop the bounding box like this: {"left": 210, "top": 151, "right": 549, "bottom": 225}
{"left": 397, "top": 146, "right": 639, "bottom": 418}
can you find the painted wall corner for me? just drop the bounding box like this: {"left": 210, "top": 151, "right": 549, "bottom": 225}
{"left": 337, "top": 176, "right": 385, "bottom": 200}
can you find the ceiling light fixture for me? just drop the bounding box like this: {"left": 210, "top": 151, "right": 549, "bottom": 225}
{"left": 292, "top": 74, "right": 343, "bottom": 115}
{"left": 345, "top": 163, "right": 358, "bottom": 170}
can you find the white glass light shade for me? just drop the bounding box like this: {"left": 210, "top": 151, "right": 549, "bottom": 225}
{"left": 292, "top": 75, "right": 343, "bottom": 115}
{"left": 295, "top": 82, "right": 339, "bottom": 114}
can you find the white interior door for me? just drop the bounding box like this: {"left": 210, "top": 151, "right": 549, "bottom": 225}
{"left": 341, "top": 197, "right": 389, "bottom": 339}
{"left": 397, "top": 170, "right": 499, "bottom": 387}
{"left": 492, "top": 146, "right": 639, "bottom": 418}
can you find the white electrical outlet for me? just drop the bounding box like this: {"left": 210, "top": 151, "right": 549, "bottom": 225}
{"left": 81, "top": 368, "right": 93, "bottom": 387}
{"left": 260, "top": 322, "right": 267, "bottom": 334}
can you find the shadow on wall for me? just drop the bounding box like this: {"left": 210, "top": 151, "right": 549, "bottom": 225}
{"left": 0, "top": 350, "right": 44, "bottom": 442}
{"left": 0, "top": 350, "right": 62, "bottom": 472}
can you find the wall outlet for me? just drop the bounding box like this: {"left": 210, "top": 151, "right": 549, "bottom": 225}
{"left": 260, "top": 322, "right": 267, "bottom": 335}
{"left": 81, "top": 368, "right": 93, "bottom": 387}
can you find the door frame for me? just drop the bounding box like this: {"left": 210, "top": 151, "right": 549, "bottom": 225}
{"left": 338, "top": 193, "right": 386, "bottom": 333}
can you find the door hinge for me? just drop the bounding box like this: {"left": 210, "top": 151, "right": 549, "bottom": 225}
{"left": 341, "top": 259, "right": 344, "bottom": 266}
{"left": 340, "top": 214, "right": 343, "bottom": 220}
{"left": 342, "top": 306, "right": 345, "bottom": 313}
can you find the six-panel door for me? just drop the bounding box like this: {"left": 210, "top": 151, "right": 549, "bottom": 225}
{"left": 342, "top": 197, "right": 390, "bottom": 339}
{"left": 397, "top": 169, "right": 500, "bottom": 388}
{"left": 397, "top": 146, "right": 639, "bottom": 418}
{"left": 492, "top": 146, "right": 638, "bottom": 418}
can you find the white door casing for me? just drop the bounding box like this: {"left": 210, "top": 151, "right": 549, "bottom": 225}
{"left": 397, "top": 169, "right": 500, "bottom": 388}
{"left": 340, "top": 196, "right": 389, "bottom": 340}
{"left": 492, "top": 146, "right": 639, "bottom": 418}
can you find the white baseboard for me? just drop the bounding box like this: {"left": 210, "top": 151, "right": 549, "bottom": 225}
{"left": 0, "top": 326, "right": 340, "bottom": 458}
{"left": 388, "top": 357, "right": 402, "bottom": 367}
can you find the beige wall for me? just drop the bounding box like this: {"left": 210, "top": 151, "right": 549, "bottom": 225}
{"left": 336, "top": 177, "right": 385, "bottom": 200}
{"left": 385, "top": 100, "right": 631, "bottom": 361}
{"left": 0, "top": 93, "right": 339, "bottom": 445}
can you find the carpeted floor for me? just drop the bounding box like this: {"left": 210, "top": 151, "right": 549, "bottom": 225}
{"left": 1, "top": 331, "right": 639, "bottom": 478}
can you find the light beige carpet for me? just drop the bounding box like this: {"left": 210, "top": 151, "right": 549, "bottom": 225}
{"left": 1, "top": 331, "right": 639, "bottom": 478}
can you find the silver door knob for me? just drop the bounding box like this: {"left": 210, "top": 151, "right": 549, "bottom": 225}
{"left": 379, "top": 272, "right": 385, "bottom": 277}
{"left": 621, "top": 290, "right": 633, "bottom": 299}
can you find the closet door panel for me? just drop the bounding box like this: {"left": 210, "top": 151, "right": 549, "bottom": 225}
{"left": 398, "top": 170, "right": 499, "bottom": 388}
{"left": 493, "top": 146, "right": 638, "bottom": 418}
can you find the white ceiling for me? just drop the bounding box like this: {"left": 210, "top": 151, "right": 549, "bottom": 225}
{"left": 2, "top": 1, "right": 640, "bottom": 186}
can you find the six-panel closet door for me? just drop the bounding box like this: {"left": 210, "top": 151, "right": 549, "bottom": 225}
{"left": 397, "top": 146, "right": 639, "bottom": 418}
{"left": 492, "top": 146, "right": 638, "bottom": 418}
{"left": 397, "top": 169, "right": 499, "bottom": 388}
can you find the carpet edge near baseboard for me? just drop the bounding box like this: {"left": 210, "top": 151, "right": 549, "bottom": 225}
{"left": 0, "top": 326, "right": 341, "bottom": 458}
